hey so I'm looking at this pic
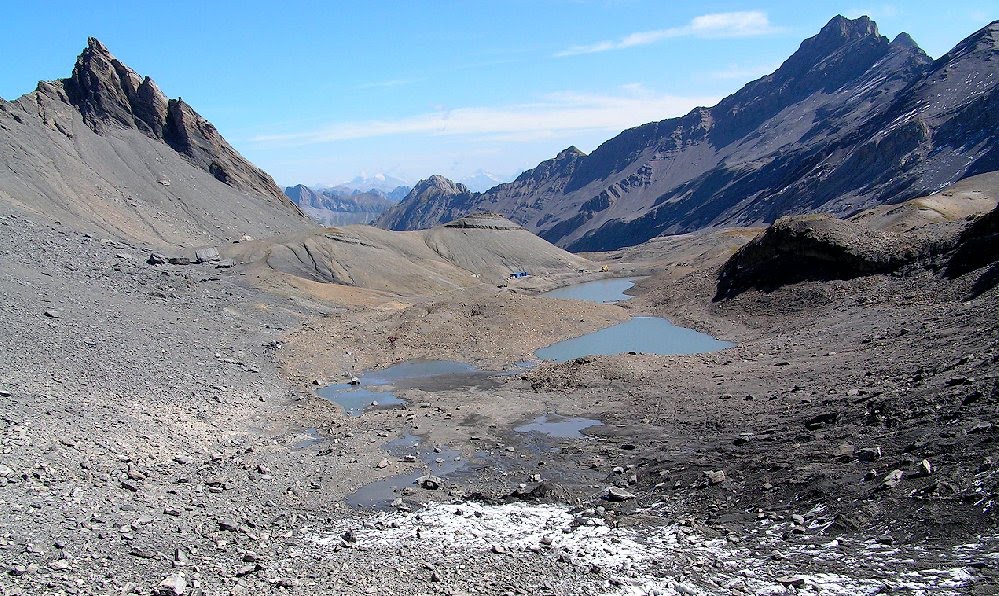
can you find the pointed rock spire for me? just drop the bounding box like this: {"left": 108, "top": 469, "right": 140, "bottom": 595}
{"left": 66, "top": 36, "right": 168, "bottom": 136}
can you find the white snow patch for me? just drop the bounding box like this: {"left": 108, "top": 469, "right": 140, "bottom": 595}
{"left": 311, "top": 501, "right": 992, "bottom": 595}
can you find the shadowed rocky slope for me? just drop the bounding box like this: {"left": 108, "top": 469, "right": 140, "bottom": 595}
{"left": 716, "top": 171, "right": 999, "bottom": 299}
{"left": 378, "top": 16, "right": 999, "bottom": 252}
{"left": 0, "top": 38, "right": 308, "bottom": 247}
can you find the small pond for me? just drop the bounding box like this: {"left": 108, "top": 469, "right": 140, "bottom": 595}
{"left": 317, "top": 360, "right": 497, "bottom": 416}
{"left": 541, "top": 277, "right": 637, "bottom": 303}
{"left": 536, "top": 316, "right": 733, "bottom": 363}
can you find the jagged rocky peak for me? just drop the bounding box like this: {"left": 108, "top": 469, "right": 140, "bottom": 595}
{"left": 780, "top": 14, "right": 889, "bottom": 72}
{"left": 413, "top": 175, "right": 470, "bottom": 196}
{"left": 65, "top": 37, "right": 168, "bottom": 135}
{"left": 53, "top": 37, "right": 294, "bottom": 203}
{"left": 891, "top": 32, "right": 919, "bottom": 50}
{"left": 819, "top": 14, "right": 879, "bottom": 41}
{"left": 556, "top": 146, "right": 586, "bottom": 160}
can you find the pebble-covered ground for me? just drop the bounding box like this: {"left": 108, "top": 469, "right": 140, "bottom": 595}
{"left": 1, "top": 206, "right": 997, "bottom": 595}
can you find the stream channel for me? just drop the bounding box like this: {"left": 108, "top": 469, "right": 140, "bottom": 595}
{"left": 319, "top": 277, "right": 733, "bottom": 509}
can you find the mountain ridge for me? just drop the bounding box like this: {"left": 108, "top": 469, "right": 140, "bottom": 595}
{"left": 376, "top": 15, "right": 999, "bottom": 252}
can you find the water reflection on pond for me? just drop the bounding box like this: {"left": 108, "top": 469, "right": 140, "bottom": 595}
{"left": 541, "top": 277, "right": 638, "bottom": 303}
{"left": 536, "top": 316, "right": 732, "bottom": 362}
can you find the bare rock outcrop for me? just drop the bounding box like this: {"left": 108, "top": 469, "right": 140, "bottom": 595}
{"left": 0, "top": 38, "right": 308, "bottom": 246}
{"left": 714, "top": 215, "right": 921, "bottom": 299}
{"left": 61, "top": 38, "right": 294, "bottom": 206}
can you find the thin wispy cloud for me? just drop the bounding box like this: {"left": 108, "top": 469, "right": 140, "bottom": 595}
{"left": 250, "top": 86, "right": 718, "bottom": 148}
{"left": 556, "top": 11, "right": 779, "bottom": 57}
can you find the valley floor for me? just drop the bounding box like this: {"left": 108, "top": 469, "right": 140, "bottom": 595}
{"left": 1, "top": 207, "right": 996, "bottom": 595}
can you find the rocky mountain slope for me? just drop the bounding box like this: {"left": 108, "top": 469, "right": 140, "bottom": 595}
{"left": 377, "top": 149, "right": 585, "bottom": 231}
{"left": 285, "top": 184, "right": 396, "bottom": 226}
{"left": 0, "top": 38, "right": 309, "bottom": 247}
{"left": 377, "top": 15, "right": 999, "bottom": 252}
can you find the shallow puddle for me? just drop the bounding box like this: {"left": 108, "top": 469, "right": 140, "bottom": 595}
{"left": 292, "top": 428, "right": 325, "bottom": 450}
{"left": 346, "top": 432, "right": 467, "bottom": 510}
{"left": 317, "top": 386, "right": 404, "bottom": 417}
{"left": 514, "top": 414, "right": 602, "bottom": 438}
{"left": 318, "top": 360, "right": 496, "bottom": 416}
{"left": 536, "top": 316, "right": 732, "bottom": 362}
{"left": 541, "top": 277, "right": 637, "bottom": 303}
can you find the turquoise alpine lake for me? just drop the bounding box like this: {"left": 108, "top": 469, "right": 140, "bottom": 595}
{"left": 535, "top": 316, "right": 733, "bottom": 362}
{"left": 541, "top": 277, "right": 638, "bottom": 302}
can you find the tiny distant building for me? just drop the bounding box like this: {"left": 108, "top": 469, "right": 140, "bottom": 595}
{"left": 509, "top": 271, "right": 529, "bottom": 279}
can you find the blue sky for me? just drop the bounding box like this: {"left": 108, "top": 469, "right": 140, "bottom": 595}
{"left": 1, "top": 1, "right": 996, "bottom": 187}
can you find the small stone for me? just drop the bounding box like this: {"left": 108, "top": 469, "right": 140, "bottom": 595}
{"left": 704, "top": 470, "right": 726, "bottom": 485}
{"left": 856, "top": 446, "right": 882, "bottom": 462}
{"left": 491, "top": 544, "right": 506, "bottom": 554}
{"left": 44, "top": 310, "right": 61, "bottom": 318}
{"left": 236, "top": 563, "right": 262, "bottom": 577}
{"left": 218, "top": 519, "right": 240, "bottom": 532}
{"left": 805, "top": 412, "right": 837, "bottom": 430}
{"left": 419, "top": 475, "right": 443, "bottom": 490}
{"left": 157, "top": 573, "right": 187, "bottom": 595}
{"left": 791, "top": 514, "right": 805, "bottom": 525}
{"left": 883, "top": 469, "right": 904, "bottom": 489}
{"left": 49, "top": 559, "right": 70, "bottom": 570}
{"left": 375, "top": 458, "right": 389, "bottom": 469}
{"left": 969, "top": 421, "right": 993, "bottom": 434}
{"left": 777, "top": 576, "right": 806, "bottom": 588}
{"left": 194, "top": 248, "right": 220, "bottom": 263}
{"left": 174, "top": 549, "right": 190, "bottom": 567}
{"left": 130, "top": 548, "right": 157, "bottom": 559}
{"left": 604, "top": 486, "right": 636, "bottom": 502}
